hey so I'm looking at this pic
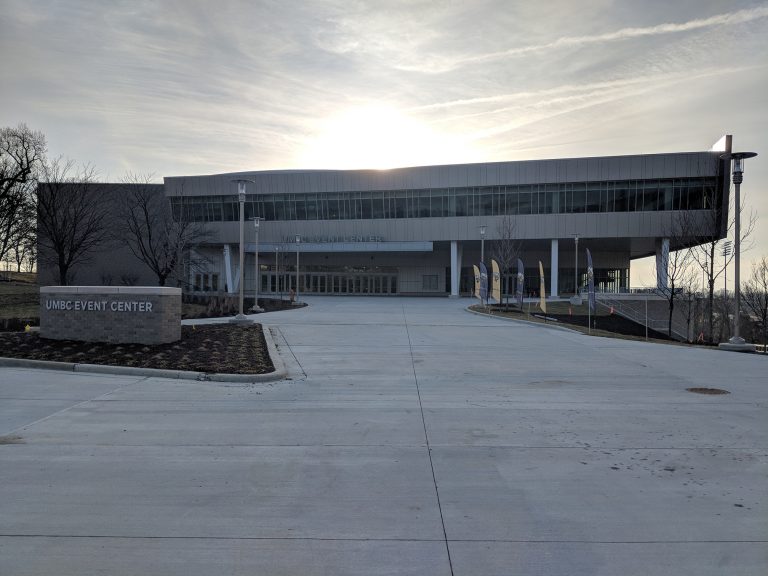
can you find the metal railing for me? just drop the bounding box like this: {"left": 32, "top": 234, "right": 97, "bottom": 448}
{"left": 596, "top": 293, "right": 689, "bottom": 341}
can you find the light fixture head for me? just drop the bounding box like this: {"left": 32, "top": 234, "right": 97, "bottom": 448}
{"left": 231, "top": 178, "right": 255, "bottom": 203}
{"left": 720, "top": 151, "right": 757, "bottom": 175}
{"left": 479, "top": 225, "right": 487, "bottom": 236}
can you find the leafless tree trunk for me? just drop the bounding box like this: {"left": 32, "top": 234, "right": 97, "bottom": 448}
{"left": 37, "top": 158, "right": 113, "bottom": 285}
{"left": 675, "top": 269, "right": 700, "bottom": 343}
{"left": 658, "top": 220, "right": 695, "bottom": 338}
{"left": 490, "top": 215, "right": 522, "bottom": 305}
{"left": 118, "top": 174, "right": 213, "bottom": 287}
{"left": 742, "top": 257, "right": 768, "bottom": 352}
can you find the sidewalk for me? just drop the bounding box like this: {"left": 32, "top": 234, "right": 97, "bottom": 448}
{"left": 1, "top": 296, "right": 766, "bottom": 575}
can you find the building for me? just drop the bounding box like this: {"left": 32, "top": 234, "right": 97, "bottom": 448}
{"left": 38, "top": 142, "right": 731, "bottom": 297}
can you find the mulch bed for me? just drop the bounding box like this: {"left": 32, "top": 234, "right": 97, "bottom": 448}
{"left": 471, "top": 304, "right": 674, "bottom": 341}
{"left": 0, "top": 324, "right": 274, "bottom": 375}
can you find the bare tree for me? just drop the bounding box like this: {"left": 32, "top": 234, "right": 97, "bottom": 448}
{"left": 490, "top": 215, "right": 522, "bottom": 305}
{"left": 20, "top": 233, "right": 37, "bottom": 273}
{"left": 656, "top": 242, "right": 695, "bottom": 339}
{"left": 742, "top": 257, "right": 768, "bottom": 351}
{"left": 9, "top": 198, "right": 36, "bottom": 272}
{"left": 678, "top": 184, "right": 757, "bottom": 343}
{"left": 118, "top": 174, "right": 213, "bottom": 286}
{"left": 37, "top": 158, "right": 114, "bottom": 285}
{"left": 676, "top": 268, "right": 701, "bottom": 343}
{"left": 1, "top": 124, "right": 46, "bottom": 264}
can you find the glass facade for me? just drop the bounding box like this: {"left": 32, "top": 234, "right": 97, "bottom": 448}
{"left": 171, "top": 177, "right": 719, "bottom": 223}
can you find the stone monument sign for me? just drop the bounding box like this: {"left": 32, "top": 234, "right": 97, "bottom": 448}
{"left": 40, "top": 286, "right": 181, "bottom": 344}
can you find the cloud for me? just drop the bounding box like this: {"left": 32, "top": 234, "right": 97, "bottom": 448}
{"left": 395, "top": 4, "right": 768, "bottom": 73}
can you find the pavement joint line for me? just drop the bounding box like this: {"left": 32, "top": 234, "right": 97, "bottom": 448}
{"left": 1, "top": 376, "right": 147, "bottom": 437}
{"left": 1, "top": 535, "right": 765, "bottom": 544}
{"left": 0, "top": 534, "right": 447, "bottom": 542}
{"left": 6, "top": 441, "right": 763, "bottom": 450}
{"left": 269, "top": 325, "right": 307, "bottom": 379}
{"left": 11, "top": 443, "right": 433, "bottom": 448}
{"left": 402, "top": 303, "right": 455, "bottom": 576}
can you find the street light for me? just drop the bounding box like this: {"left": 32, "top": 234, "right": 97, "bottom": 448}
{"left": 572, "top": 233, "right": 579, "bottom": 296}
{"left": 722, "top": 240, "right": 732, "bottom": 319}
{"left": 250, "top": 217, "right": 263, "bottom": 312}
{"left": 295, "top": 234, "right": 301, "bottom": 303}
{"left": 479, "top": 225, "right": 487, "bottom": 264}
{"left": 719, "top": 151, "right": 758, "bottom": 352}
{"left": 230, "top": 179, "right": 253, "bottom": 324}
{"left": 275, "top": 245, "right": 280, "bottom": 299}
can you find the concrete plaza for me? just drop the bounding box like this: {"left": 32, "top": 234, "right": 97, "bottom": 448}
{"left": 1, "top": 296, "right": 766, "bottom": 575}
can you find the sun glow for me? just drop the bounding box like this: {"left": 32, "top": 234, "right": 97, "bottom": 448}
{"left": 298, "top": 105, "right": 478, "bottom": 170}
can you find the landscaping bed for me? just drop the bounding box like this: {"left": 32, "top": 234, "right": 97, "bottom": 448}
{"left": 470, "top": 302, "right": 673, "bottom": 341}
{"left": 0, "top": 324, "right": 274, "bottom": 375}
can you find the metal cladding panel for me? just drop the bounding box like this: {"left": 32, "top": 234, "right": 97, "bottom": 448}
{"left": 163, "top": 151, "right": 723, "bottom": 198}
{"left": 584, "top": 158, "right": 600, "bottom": 181}
{"left": 486, "top": 163, "right": 500, "bottom": 186}
{"left": 518, "top": 161, "right": 536, "bottom": 185}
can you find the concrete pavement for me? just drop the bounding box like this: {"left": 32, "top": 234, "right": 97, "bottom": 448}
{"left": 1, "top": 296, "right": 766, "bottom": 575}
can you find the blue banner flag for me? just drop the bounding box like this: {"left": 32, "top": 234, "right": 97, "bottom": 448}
{"left": 586, "top": 248, "right": 595, "bottom": 312}
{"left": 516, "top": 258, "right": 525, "bottom": 307}
{"left": 479, "top": 262, "right": 489, "bottom": 302}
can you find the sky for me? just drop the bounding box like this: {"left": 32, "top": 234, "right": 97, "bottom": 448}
{"left": 1, "top": 0, "right": 767, "bottom": 286}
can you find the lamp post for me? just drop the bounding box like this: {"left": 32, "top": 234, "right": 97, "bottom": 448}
{"left": 719, "top": 151, "right": 758, "bottom": 352}
{"left": 722, "top": 240, "right": 732, "bottom": 325}
{"left": 275, "top": 246, "right": 280, "bottom": 299}
{"left": 572, "top": 234, "right": 579, "bottom": 296}
{"left": 295, "top": 234, "right": 301, "bottom": 303}
{"left": 251, "top": 217, "right": 263, "bottom": 312}
{"left": 230, "top": 179, "right": 253, "bottom": 324}
{"left": 479, "top": 225, "right": 487, "bottom": 264}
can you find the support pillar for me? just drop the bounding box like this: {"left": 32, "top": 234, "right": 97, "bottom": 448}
{"left": 223, "top": 245, "right": 234, "bottom": 294}
{"left": 550, "top": 239, "right": 559, "bottom": 297}
{"left": 450, "top": 240, "right": 461, "bottom": 297}
{"left": 656, "top": 238, "right": 669, "bottom": 291}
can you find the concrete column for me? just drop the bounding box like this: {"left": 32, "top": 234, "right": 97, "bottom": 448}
{"left": 656, "top": 238, "right": 669, "bottom": 291}
{"left": 550, "top": 239, "right": 559, "bottom": 297}
{"left": 450, "top": 240, "right": 460, "bottom": 297}
{"left": 222, "top": 244, "right": 235, "bottom": 294}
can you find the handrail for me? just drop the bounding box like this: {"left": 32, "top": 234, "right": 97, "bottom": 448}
{"left": 596, "top": 294, "right": 688, "bottom": 341}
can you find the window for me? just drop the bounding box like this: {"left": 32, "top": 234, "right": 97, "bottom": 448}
{"left": 194, "top": 273, "right": 219, "bottom": 292}
{"left": 422, "top": 275, "right": 438, "bottom": 290}
{"left": 170, "top": 176, "right": 718, "bottom": 222}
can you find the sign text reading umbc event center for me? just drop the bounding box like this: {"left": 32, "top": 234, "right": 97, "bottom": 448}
{"left": 45, "top": 299, "right": 154, "bottom": 312}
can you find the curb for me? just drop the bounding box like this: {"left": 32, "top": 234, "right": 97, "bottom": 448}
{"left": 466, "top": 306, "right": 583, "bottom": 334}
{"left": 0, "top": 324, "right": 287, "bottom": 383}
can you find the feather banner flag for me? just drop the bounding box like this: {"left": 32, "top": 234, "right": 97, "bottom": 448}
{"left": 538, "top": 261, "right": 547, "bottom": 314}
{"left": 586, "top": 248, "right": 596, "bottom": 312}
{"left": 491, "top": 259, "right": 501, "bottom": 304}
{"left": 473, "top": 265, "right": 481, "bottom": 300}
{"left": 479, "top": 262, "right": 489, "bottom": 302}
{"left": 516, "top": 258, "right": 524, "bottom": 307}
